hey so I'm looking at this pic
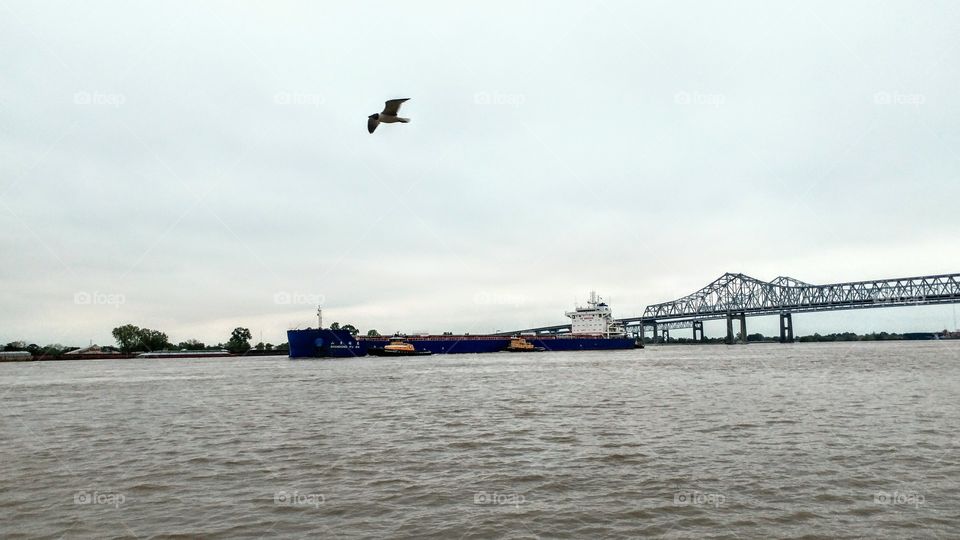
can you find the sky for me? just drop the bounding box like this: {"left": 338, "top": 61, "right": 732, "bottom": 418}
{"left": 2, "top": 0, "right": 959, "bottom": 347}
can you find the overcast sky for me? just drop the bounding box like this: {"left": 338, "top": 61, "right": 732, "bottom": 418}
{"left": 2, "top": 1, "right": 959, "bottom": 346}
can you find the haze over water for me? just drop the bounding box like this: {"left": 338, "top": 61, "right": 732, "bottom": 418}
{"left": 2, "top": 341, "right": 958, "bottom": 538}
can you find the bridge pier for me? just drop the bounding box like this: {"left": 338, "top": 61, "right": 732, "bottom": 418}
{"left": 651, "top": 323, "right": 658, "bottom": 344}
{"left": 692, "top": 320, "right": 704, "bottom": 342}
{"left": 726, "top": 312, "right": 747, "bottom": 344}
{"left": 779, "top": 312, "right": 794, "bottom": 343}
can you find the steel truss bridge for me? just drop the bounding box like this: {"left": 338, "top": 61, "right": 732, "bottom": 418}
{"left": 505, "top": 272, "right": 960, "bottom": 343}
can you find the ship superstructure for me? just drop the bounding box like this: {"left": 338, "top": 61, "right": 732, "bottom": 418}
{"left": 565, "top": 291, "right": 626, "bottom": 337}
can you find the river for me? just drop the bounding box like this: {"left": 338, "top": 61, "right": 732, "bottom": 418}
{"left": 1, "top": 341, "right": 958, "bottom": 538}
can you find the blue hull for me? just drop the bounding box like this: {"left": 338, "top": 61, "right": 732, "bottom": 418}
{"left": 360, "top": 337, "right": 509, "bottom": 355}
{"left": 287, "top": 329, "right": 365, "bottom": 358}
{"left": 531, "top": 337, "right": 637, "bottom": 351}
{"left": 288, "top": 329, "right": 636, "bottom": 358}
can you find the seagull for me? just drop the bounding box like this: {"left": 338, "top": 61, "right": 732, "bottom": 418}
{"left": 368, "top": 98, "right": 411, "bottom": 134}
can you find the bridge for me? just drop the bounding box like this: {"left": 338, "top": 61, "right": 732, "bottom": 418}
{"left": 505, "top": 272, "right": 960, "bottom": 344}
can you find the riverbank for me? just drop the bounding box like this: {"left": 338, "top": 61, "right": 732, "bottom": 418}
{"left": 0, "top": 349, "right": 288, "bottom": 362}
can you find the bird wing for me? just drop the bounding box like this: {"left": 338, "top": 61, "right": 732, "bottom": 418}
{"left": 367, "top": 116, "right": 379, "bottom": 134}
{"left": 382, "top": 98, "right": 410, "bottom": 116}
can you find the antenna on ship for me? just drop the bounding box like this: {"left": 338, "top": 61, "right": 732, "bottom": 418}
{"left": 317, "top": 307, "right": 323, "bottom": 329}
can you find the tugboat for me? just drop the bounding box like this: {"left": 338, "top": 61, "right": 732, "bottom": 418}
{"left": 367, "top": 336, "right": 433, "bottom": 357}
{"left": 505, "top": 336, "right": 546, "bottom": 352}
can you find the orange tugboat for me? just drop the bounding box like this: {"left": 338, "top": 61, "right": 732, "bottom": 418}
{"left": 367, "top": 336, "right": 433, "bottom": 356}
{"left": 505, "top": 336, "right": 546, "bottom": 352}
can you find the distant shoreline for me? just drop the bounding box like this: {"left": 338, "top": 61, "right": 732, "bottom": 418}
{"left": 3, "top": 338, "right": 956, "bottom": 363}
{"left": 0, "top": 350, "right": 288, "bottom": 363}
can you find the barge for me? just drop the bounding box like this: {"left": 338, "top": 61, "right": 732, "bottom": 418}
{"left": 287, "top": 292, "right": 638, "bottom": 358}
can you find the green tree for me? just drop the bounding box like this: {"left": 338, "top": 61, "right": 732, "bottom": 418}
{"left": 341, "top": 324, "right": 359, "bottom": 336}
{"left": 178, "top": 339, "right": 205, "bottom": 350}
{"left": 254, "top": 342, "right": 265, "bottom": 351}
{"left": 40, "top": 344, "right": 66, "bottom": 357}
{"left": 265, "top": 343, "right": 274, "bottom": 351}
{"left": 138, "top": 329, "right": 170, "bottom": 351}
{"left": 112, "top": 324, "right": 142, "bottom": 352}
{"left": 227, "top": 327, "right": 252, "bottom": 353}
{"left": 366, "top": 329, "right": 380, "bottom": 337}
{"left": 5, "top": 341, "right": 26, "bottom": 351}
{"left": 275, "top": 342, "right": 289, "bottom": 352}
{"left": 329, "top": 322, "right": 340, "bottom": 330}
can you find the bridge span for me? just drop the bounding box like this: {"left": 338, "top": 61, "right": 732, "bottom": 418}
{"left": 504, "top": 272, "right": 960, "bottom": 344}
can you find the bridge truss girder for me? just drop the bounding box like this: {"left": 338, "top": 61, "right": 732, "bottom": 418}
{"left": 504, "top": 272, "right": 960, "bottom": 339}
{"left": 640, "top": 272, "right": 960, "bottom": 322}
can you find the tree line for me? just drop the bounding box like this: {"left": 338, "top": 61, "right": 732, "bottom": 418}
{"left": 328, "top": 322, "right": 381, "bottom": 337}
{"left": 645, "top": 331, "right": 910, "bottom": 344}
{"left": 4, "top": 321, "right": 388, "bottom": 358}
{"left": 3, "top": 325, "right": 290, "bottom": 356}
{"left": 109, "top": 325, "right": 289, "bottom": 353}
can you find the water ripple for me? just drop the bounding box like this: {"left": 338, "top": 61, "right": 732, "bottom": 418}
{"left": 1, "top": 341, "right": 959, "bottom": 538}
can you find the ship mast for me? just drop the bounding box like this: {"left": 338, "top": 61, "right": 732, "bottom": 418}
{"left": 317, "top": 307, "right": 323, "bottom": 329}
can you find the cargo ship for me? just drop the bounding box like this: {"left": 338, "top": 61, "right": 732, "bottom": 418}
{"left": 287, "top": 292, "right": 638, "bottom": 358}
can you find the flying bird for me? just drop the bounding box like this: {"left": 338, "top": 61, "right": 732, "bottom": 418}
{"left": 368, "top": 98, "right": 411, "bottom": 134}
